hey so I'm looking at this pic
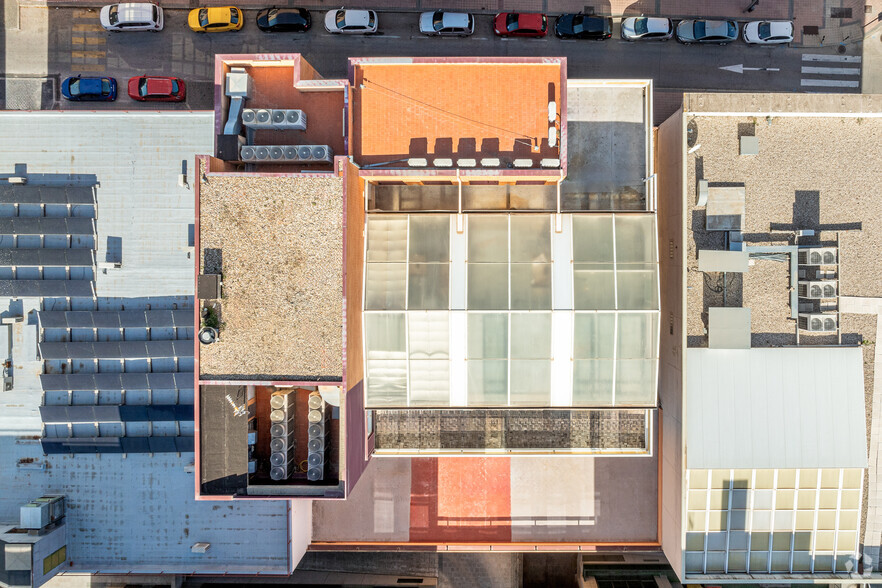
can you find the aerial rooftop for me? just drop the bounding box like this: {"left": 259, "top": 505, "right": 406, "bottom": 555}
{"left": 350, "top": 58, "right": 564, "bottom": 168}
{"left": 197, "top": 169, "right": 344, "bottom": 380}
{"left": 684, "top": 96, "right": 882, "bottom": 348}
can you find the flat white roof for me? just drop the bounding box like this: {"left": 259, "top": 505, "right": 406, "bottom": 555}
{"left": 0, "top": 111, "right": 213, "bottom": 297}
{"left": 686, "top": 347, "right": 867, "bottom": 469}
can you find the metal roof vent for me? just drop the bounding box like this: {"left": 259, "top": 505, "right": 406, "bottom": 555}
{"left": 198, "top": 327, "right": 217, "bottom": 345}
{"left": 191, "top": 542, "right": 210, "bottom": 554}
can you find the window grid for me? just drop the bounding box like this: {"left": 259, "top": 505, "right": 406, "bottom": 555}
{"left": 685, "top": 468, "right": 861, "bottom": 577}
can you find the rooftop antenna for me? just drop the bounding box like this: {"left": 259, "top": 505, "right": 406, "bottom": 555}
{"left": 225, "top": 394, "right": 246, "bottom": 417}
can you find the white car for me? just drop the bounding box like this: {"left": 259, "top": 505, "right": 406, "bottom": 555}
{"left": 743, "top": 20, "right": 793, "bottom": 44}
{"left": 620, "top": 17, "right": 673, "bottom": 41}
{"left": 419, "top": 11, "right": 474, "bottom": 36}
{"left": 99, "top": 2, "right": 163, "bottom": 31}
{"left": 324, "top": 9, "right": 377, "bottom": 34}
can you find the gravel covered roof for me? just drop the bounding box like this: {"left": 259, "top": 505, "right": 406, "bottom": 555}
{"left": 685, "top": 112, "right": 882, "bottom": 348}
{"left": 198, "top": 167, "right": 343, "bottom": 380}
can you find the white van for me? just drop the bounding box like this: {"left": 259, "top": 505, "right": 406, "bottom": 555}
{"left": 99, "top": 3, "right": 163, "bottom": 31}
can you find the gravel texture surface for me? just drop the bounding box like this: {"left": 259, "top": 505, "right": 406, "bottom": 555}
{"left": 686, "top": 115, "right": 882, "bottom": 347}
{"left": 198, "top": 166, "right": 343, "bottom": 379}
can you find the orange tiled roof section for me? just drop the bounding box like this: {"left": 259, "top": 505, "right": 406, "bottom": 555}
{"left": 352, "top": 61, "right": 562, "bottom": 166}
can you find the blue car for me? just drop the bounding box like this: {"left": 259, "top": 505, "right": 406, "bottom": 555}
{"left": 61, "top": 76, "right": 117, "bottom": 101}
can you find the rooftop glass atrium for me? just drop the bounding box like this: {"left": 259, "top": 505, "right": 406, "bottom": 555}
{"left": 363, "top": 213, "right": 660, "bottom": 408}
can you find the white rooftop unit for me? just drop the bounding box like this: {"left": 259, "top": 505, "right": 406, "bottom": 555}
{"left": 271, "top": 109, "right": 306, "bottom": 131}
{"left": 798, "top": 280, "right": 838, "bottom": 299}
{"left": 798, "top": 247, "right": 837, "bottom": 266}
{"left": 798, "top": 313, "right": 838, "bottom": 332}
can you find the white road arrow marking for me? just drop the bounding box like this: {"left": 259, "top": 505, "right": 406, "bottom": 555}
{"left": 720, "top": 64, "right": 781, "bottom": 73}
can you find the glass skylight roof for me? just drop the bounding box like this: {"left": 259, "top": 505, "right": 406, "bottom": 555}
{"left": 363, "top": 213, "right": 660, "bottom": 408}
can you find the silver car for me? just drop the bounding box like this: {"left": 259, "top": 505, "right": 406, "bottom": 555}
{"left": 620, "top": 17, "right": 673, "bottom": 41}
{"left": 419, "top": 11, "right": 474, "bottom": 36}
{"left": 324, "top": 8, "right": 377, "bottom": 34}
{"left": 676, "top": 19, "right": 738, "bottom": 45}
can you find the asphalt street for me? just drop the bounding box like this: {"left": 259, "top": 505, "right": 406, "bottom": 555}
{"left": 26, "top": 8, "right": 867, "bottom": 110}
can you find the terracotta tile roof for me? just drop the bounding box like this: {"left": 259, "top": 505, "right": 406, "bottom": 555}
{"left": 352, "top": 60, "right": 562, "bottom": 166}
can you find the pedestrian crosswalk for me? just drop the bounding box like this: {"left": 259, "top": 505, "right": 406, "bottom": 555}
{"left": 70, "top": 9, "right": 106, "bottom": 73}
{"left": 800, "top": 54, "right": 861, "bottom": 88}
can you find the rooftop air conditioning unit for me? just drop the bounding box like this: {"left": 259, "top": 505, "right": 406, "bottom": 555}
{"left": 241, "top": 109, "right": 256, "bottom": 126}
{"left": 284, "top": 146, "right": 299, "bottom": 161}
{"left": 307, "top": 437, "right": 324, "bottom": 452}
{"left": 286, "top": 109, "right": 306, "bottom": 129}
{"left": 307, "top": 467, "right": 323, "bottom": 481}
{"left": 798, "top": 280, "right": 838, "bottom": 299}
{"left": 269, "top": 146, "right": 284, "bottom": 161}
{"left": 293, "top": 145, "right": 334, "bottom": 164}
{"left": 271, "top": 109, "right": 286, "bottom": 128}
{"left": 255, "top": 146, "right": 270, "bottom": 161}
{"left": 270, "top": 408, "right": 295, "bottom": 425}
{"left": 240, "top": 146, "right": 256, "bottom": 162}
{"left": 270, "top": 391, "right": 292, "bottom": 410}
{"left": 798, "top": 313, "right": 838, "bottom": 332}
{"left": 270, "top": 437, "right": 288, "bottom": 453}
{"left": 255, "top": 109, "right": 272, "bottom": 128}
{"left": 270, "top": 423, "right": 288, "bottom": 437}
{"left": 270, "top": 446, "right": 296, "bottom": 467}
{"left": 798, "top": 247, "right": 838, "bottom": 266}
{"left": 270, "top": 466, "right": 288, "bottom": 481}
{"left": 308, "top": 423, "right": 323, "bottom": 439}
{"left": 307, "top": 452, "right": 323, "bottom": 468}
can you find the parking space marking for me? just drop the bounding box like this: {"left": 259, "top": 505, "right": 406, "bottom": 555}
{"left": 72, "top": 23, "right": 105, "bottom": 33}
{"left": 71, "top": 50, "right": 106, "bottom": 59}
{"left": 69, "top": 64, "right": 106, "bottom": 72}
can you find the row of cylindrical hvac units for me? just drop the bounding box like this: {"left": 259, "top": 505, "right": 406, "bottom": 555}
{"left": 268, "top": 390, "right": 328, "bottom": 482}
{"left": 242, "top": 108, "right": 307, "bottom": 131}
{"left": 240, "top": 144, "right": 333, "bottom": 164}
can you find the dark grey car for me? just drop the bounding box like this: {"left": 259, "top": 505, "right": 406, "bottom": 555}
{"left": 676, "top": 19, "right": 738, "bottom": 44}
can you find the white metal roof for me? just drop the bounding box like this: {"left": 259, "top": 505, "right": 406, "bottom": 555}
{"left": 686, "top": 347, "right": 867, "bottom": 469}
{"left": 0, "top": 111, "right": 212, "bottom": 298}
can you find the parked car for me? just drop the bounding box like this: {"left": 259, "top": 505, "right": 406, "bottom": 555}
{"left": 419, "top": 11, "right": 474, "bottom": 36}
{"left": 620, "top": 16, "right": 673, "bottom": 41}
{"left": 675, "top": 19, "right": 738, "bottom": 44}
{"left": 99, "top": 2, "right": 163, "bottom": 31}
{"left": 188, "top": 6, "right": 244, "bottom": 32}
{"left": 127, "top": 75, "right": 186, "bottom": 101}
{"left": 742, "top": 20, "right": 793, "bottom": 44}
{"left": 324, "top": 9, "right": 377, "bottom": 34}
{"left": 493, "top": 12, "right": 547, "bottom": 37}
{"left": 61, "top": 76, "right": 117, "bottom": 101}
{"left": 554, "top": 13, "right": 611, "bottom": 39}
{"left": 256, "top": 7, "right": 311, "bottom": 32}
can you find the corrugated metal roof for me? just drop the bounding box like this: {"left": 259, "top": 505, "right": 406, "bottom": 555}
{"left": 40, "top": 372, "right": 192, "bottom": 391}
{"left": 686, "top": 347, "right": 867, "bottom": 469}
{"left": 39, "top": 340, "right": 192, "bottom": 360}
{"left": 38, "top": 309, "right": 192, "bottom": 329}
{"left": 0, "top": 249, "right": 94, "bottom": 266}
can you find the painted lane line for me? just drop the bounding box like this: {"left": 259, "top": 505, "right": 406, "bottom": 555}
{"left": 801, "top": 66, "right": 860, "bottom": 75}
{"left": 800, "top": 79, "right": 860, "bottom": 87}
{"left": 802, "top": 53, "right": 862, "bottom": 63}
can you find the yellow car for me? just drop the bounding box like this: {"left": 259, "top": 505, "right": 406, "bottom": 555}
{"left": 188, "top": 6, "right": 243, "bottom": 32}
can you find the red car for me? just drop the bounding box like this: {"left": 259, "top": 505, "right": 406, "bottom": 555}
{"left": 127, "top": 75, "right": 186, "bottom": 102}
{"left": 493, "top": 12, "right": 547, "bottom": 37}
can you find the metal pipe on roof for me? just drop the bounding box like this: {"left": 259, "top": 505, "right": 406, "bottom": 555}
{"left": 743, "top": 244, "right": 799, "bottom": 319}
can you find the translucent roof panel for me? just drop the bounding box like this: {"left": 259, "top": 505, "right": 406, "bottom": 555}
{"left": 363, "top": 213, "right": 660, "bottom": 408}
